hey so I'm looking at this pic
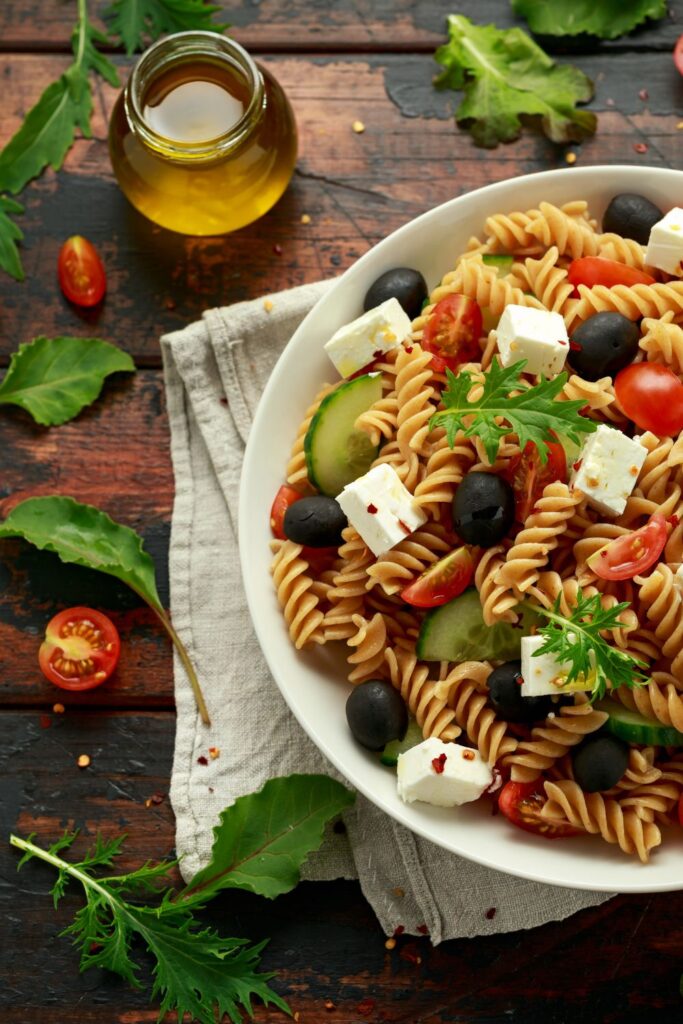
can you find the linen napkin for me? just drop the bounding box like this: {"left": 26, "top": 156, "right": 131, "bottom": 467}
{"left": 161, "top": 280, "right": 612, "bottom": 944}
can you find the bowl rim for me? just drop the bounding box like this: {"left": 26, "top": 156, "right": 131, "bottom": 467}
{"left": 239, "top": 164, "right": 683, "bottom": 892}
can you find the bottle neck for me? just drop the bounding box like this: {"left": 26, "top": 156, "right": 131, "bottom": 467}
{"left": 124, "top": 31, "right": 265, "bottom": 163}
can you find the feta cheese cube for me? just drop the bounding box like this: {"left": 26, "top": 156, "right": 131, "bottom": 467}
{"left": 324, "top": 298, "right": 412, "bottom": 378}
{"left": 397, "top": 738, "right": 493, "bottom": 807}
{"left": 495, "top": 304, "right": 569, "bottom": 377}
{"left": 570, "top": 424, "right": 647, "bottom": 517}
{"left": 336, "top": 463, "right": 427, "bottom": 557}
{"left": 520, "top": 634, "right": 593, "bottom": 698}
{"left": 645, "top": 207, "right": 683, "bottom": 277}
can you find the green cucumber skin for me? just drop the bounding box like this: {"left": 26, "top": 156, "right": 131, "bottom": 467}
{"left": 596, "top": 699, "right": 683, "bottom": 747}
{"left": 303, "top": 373, "right": 382, "bottom": 496}
{"left": 379, "top": 720, "right": 423, "bottom": 766}
{"left": 482, "top": 253, "right": 514, "bottom": 275}
{"left": 417, "top": 588, "right": 536, "bottom": 663}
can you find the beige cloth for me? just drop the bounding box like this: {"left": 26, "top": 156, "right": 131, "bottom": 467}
{"left": 161, "top": 280, "right": 612, "bottom": 944}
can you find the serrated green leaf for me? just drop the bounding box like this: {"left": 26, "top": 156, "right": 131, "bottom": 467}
{"left": 435, "top": 14, "right": 596, "bottom": 147}
{"left": 0, "top": 196, "right": 24, "bottom": 281}
{"left": 431, "top": 359, "right": 596, "bottom": 465}
{"left": 0, "top": 336, "right": 134, "bottom": 426}
{"left": 105, "top": 0, "right": 228, "bottom": 55}
{"left": 0, "top": 336, "right": 135, "bottom": 426}
{"left": 180, "top": 775, "right": 356, "bottom": 904}
{"left": 511, "top": 0, "right": 667, "bottom": 40}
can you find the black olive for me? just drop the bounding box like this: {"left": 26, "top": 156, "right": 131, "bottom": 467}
{"left": 569, "top": 312, "right": 640, "bottom": 382}
{"left": 487, "top": 661, "right": 554, "bottom": 723}
{"left": 283, "top": 495, "right": 347, "bottom": 547}
{"left": 452, "top": 472, "right": 515, "bottom": 547}
{"left": 346, "top": 680, "right": 408, "bottom": 751}
{"left": 602, "top": 193, "right": 663, "bottom": 246}
{"left": 363, "top": 267, "right": 428, "bottom": 320}
{"left": 571, "top": 734, "right": 629, "bottom": 793}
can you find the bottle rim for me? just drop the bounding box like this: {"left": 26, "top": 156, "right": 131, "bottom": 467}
{"left": 125, "top": 31, "right": 265, "bottom": 160}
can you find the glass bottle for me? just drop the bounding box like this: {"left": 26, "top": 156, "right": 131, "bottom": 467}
{"left": 108, "top": 32, "right": 297, "bottom": 235}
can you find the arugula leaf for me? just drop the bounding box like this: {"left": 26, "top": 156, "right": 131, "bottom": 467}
{"left": 0, "top": 197, "right": 24, "bottom": 281}
{"left": 0, "top": 336, "right": 135, "bottom": 425}
{"left": 0, "top": 496, "right": 210, "bottom": 724}
{"left": 180, "top": 775, "right": 356, "bottom": 905}
{"left": 533, "top": 591, "right": 648, "bottom": 701}
{"left": 430, "top": 359, "right": 596, "bottom": 465}
{"left": 0, "top": 10, "right": 119, "bottom": 195}
{"left": 105, "top": 0, "right": 228, "bottom": 55}
{"left": 434, "top": 14, "right": 596, "bottom": 147}
{"left": 10, "top": 831, "right": 288, "bottom": 1024}
{"left": 511, "top": 0, "right": 667, "bottom": 40}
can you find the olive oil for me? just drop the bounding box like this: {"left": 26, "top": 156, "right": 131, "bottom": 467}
{"left": 109, "top": 33, "right": 297, "bottom": 235}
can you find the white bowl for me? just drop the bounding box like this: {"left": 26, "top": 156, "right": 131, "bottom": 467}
{"left": 240, "top": 166, "right": 683, "bottom": 892}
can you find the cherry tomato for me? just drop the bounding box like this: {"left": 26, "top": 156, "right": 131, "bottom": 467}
{"left": 567, "top": 256, "right": 655, "bottom": 296}
{"left": 503, "top": 440, "right": 567, "bottom": 523}
{"left": 58, "top": 236, "right": 106, "bottom": 307}
{"left": 675, "top": 34, "right": 683, "bottom": 76}
{"left": 269, "top": 484, "right": 337, "bottom": 571}
{"left": 400, "top": 546, "right": 473, "bottom": 608}
{"left": 38, "top": 607, "right": 120, "bottom": 691}
{"left": 498, "top": 781, "right": 580, "bottom": 839}
{"left": 422, "top": 294, "right": 482, "bottom": 373}
{"left": 586, "top": 512, "right": 669, "bottom": 581}
{"left": 614, "top": 362, "right": 683, "bottom": 436}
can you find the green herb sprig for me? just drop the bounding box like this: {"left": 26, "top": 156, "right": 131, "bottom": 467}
{"left": 430, "top": 358, "right": 596, "bottom": 466}
{"left": 534, "top": 590, "right": 648, "bottom": 701}
{"left": 10, "top": 775, "right": 355, "bottom": 1024}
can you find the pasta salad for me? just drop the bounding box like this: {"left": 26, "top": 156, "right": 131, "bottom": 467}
{"left": 269, "top": 193, "right": 683, "bottom": 862}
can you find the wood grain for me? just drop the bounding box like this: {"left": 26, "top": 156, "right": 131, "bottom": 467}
{"left": 0, "top": 52, "right": 679, "bottom": 364}
{"left": 0, "top": 0, "right": 679, "bottom": 51}
{"left": 1, "top": 709, "right": 682, "bottom": 1024}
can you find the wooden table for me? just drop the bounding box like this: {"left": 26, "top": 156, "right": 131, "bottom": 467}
{"left": 1, "top": 2, "right": 682, "bottom": 1020}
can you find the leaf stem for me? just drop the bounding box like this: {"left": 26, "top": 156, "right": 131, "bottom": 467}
{"left": 151, "top": 605, "right": 211, "bottom": 726}
{"left": 10, "top": 834, "right": 117, "bottom": 906}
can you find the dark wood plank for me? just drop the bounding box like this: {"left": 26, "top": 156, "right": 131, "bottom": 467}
{"left": 0, "top": 52, "right": 680, "bottom": 365}
{"left": 0, "top": 370, "right": 173, "bottom": 706}
{"left": 0, "top": 0, "right": 680, "bottom": 52}
{"left": 1, "top": 709, "right": 682, "bottom": 1024}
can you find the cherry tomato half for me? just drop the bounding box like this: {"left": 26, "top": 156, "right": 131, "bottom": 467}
{"left": 498, "top": 781, "right": 580, "bottom": 839}
{"left": 38, "top": 607, "right": 120, "bottom": 691}
{"left": 58, "top": 235, "right": 106, "bottom": 307}
{"left": 567, "top": 256, "right": 655, "bottom": 296}
{"left": 269, "top": 484, "right": 337, "bottom": 572}
{"left": 422, "top": 294, "right": 482, "bottom": 374}
{"left": 503, "top": 440, "right": 567, "bottom": 524}
{"left": 675, "top": 34, "right": 683, "bottom": 77}
{"left": 586, "top": 512, "right": 669, "bottom": 581}
{"left": 614, "top": 362, "right": 683, "bottom": 436}
{"left": 400, "top": 546, "right": 473, "bottom": 608}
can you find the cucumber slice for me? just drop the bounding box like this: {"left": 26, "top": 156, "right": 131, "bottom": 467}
{"left": 596, "top": 699, "right": 683, "bottom": 747}
{"left": 416, "top": 588, "right": 539, "bottom": 663}
{"left": 380, "top": 719, "right": 423, "bottom": 767}
{"left": 304, "top": 373, "right": 383, "bottom": 496}
{"left": 482, "top": 253, "right": 514, "bottom": 276}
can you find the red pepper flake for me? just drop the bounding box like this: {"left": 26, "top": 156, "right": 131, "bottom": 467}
{"left": 273, "top": 243, "right": 283, "bottom": 255}
{"left": 579, "top": 405, "right": 591, "bottom": 417}
{"left": 485, "top": 907, "right": 497, "bottom": 920}
{"left": 514, "top": 672, "right": 525, "bottom": 687}
{"left": 432, "top": 753, "right": 447, "bottom": 774}
{"left": 639, "top": 88, "right": 649, "bottom": 101}
{"left": 557, "top": 338, "right": 568, "bottom": 346}
{"left": 165, "top": 298, "right": 176, "bottom": 310}
{"left": 208, "top": 786, "right": 215, "bottom": 793}
{"left": 150, "top": 791, "right": 165, "bottom": 805}
{"left": 208, "top": 746, "right": 220, "bottom": 760}
{"left": 416, "top": 923, "right": 429, "bottom": 935}
{"left": 367, "top": 503, "right": 378, "bottom": 514}
{"left": 634, "top": 142, "right": 648, "bottom": 154}
{"left": 356, "top": 997, "right": 376, "bottom": 1015}
{"left": 219, "top": 396, "right": 228, "bottom": 406}
{"left": 404, "top": 345, "right": 413, "bottom": 353}
{"left": 462, "top": 749, "right": 475, "bottom": 761}
{"left": 569, "top": 339, "right": 583, "bottom": 351}
{"left": 601, "top": 550, "right": 608, "bottom": 557}
{"left": 197, "top": 755, "right": 209, "bottom": 766}
{"left": 668, "top": 514, "right": 679, "bottom": 528}
{"left": 399, "top": 943, "right": 422, "bottom": 965}
{"left": 572, "top": 459, "right": 582, "bottom": 471}
{"left": 397, "top": 518, "right": 412, "bottom": 534}
{"left": 393, "top": 924, "right": 405, "bottom": 937}
{"left": 385, "top": 936, "right": 397, "bottom": 950}
{"left": 39, "top": 714, "right": 52, "bottom": 730}
{"left": 324, "top": 999, "right": 335, "bottom": 1011}
{"left": 53, "top": 703, "right": 65, "bottom": 714}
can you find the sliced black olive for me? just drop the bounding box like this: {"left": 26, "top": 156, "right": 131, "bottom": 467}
{"left": 602, "top": 194, "right": 663, "bottom": 246}
{"left": 346, "top": 679, "right": 408, "bottom": 751}
{"left": 571, "top": 734, "right": 629, "bottom": 793}
{"left": 487, "top": 661, "right": 553, "bottom": 723}
{"left": 283, "top": 495, "right": 347, "bottom": 547}
{"left": 570, "top": 312, "right": 640, "bottom": 382}
{"left": 363, "top": 267, "right": 428, "bottom": 320}
{"left": 452, "top": 472, "right": 515, "bottom": 547}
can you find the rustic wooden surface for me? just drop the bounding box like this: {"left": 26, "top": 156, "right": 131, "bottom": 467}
{"left": 1, "top": 1, "right": 683, "bottom": 1021}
